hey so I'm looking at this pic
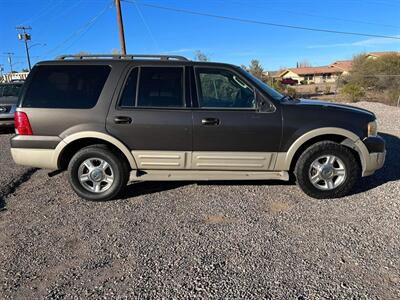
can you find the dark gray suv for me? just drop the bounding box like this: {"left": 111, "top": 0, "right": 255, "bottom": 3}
{"left": 0, "top": 82, "right": 24, "bottom": 127}
{"left": 11, "top": 54, "right": 385, "bottom": 201}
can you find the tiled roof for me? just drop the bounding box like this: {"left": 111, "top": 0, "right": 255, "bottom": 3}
{"left": 282, "top": 66, "right": 342, "bottom": 76}
{"left": 330, "top": 60, "right": 352, "bottom": 72}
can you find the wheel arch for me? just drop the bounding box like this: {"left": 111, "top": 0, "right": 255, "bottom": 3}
{"left": 54, "top": 131, "right": 137, "bottom": 170}
{"left": 275, "top": 127, "right": 369, "bottom": 172}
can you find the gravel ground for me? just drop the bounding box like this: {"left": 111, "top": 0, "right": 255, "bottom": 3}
{"left": 0, "top": 128, "right": 35, "bottom": 211}
{"left": 0, "top": 102, "right": 399, "bottom": 299}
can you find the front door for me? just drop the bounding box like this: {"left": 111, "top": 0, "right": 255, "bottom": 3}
{"left": 107, "top": 66, "right": 192, "bottom": 170}
{"left": 192, "top": 67, "right": 282, "bottom": 170}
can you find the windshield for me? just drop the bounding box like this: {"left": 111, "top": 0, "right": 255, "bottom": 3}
{"left": 238, "top": 68, "right": 283, "bottom": 101}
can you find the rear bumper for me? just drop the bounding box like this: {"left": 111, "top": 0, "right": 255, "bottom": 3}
{"left": 0, "top": 113, "right": 14, "bottom": 127}
{"left": 11, "top": 147, "right": 59, "bottom": 169}
{"left": 0, "top": 119, "right": 14, "bottom": 127}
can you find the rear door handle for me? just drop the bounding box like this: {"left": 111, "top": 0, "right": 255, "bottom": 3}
{"left": 114, "top": 116, "right": 132, "bottom": 124}
{"left": 201, "top": 118, "right": 220, "bottom": 126}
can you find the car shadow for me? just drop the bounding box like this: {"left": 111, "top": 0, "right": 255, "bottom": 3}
{"left": 120, "top": 181, "right": 190, "bottom": 199}
{"left": 118, "top": 132, "right": 399, "bottom": 199}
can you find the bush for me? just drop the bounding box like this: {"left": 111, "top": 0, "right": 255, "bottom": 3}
{"left": 324, "top": 85, "right": 331, "bottom": 94}
{"left": 385, "top": 89, "right": 400, "bottom": 106}
{"left": 285, "top": 86, "right": 297, "bottom": 98}
{"left": 341, "top": 84, "right": 365, "bottom": 102}
{"left": 271, "top": 80, "right": 285, "bottom": 94}
{"left": 346, "top": 53, "right": 400, "bottom": 105}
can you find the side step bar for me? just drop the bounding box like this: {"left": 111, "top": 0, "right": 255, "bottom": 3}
{"left": 129, "top": 170, "right": 289, "bottom": 182}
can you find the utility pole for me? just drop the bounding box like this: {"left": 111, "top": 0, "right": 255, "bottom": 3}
{"left": 4, "top": 52, "right": 14, "bottom": 73}
{"left": 115, "top": 0, "right": 127, "bottom": 55}
{"left": 16, "top": 26, "right": 32, "bottom": 71}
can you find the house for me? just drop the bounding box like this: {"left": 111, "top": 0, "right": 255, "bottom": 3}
{"left": 329, "top": 60, "right": 352, "bottom": 75}
{"left": 275, "top": 51, "right": 399, "bottom": 84}
{"left": 1, "top": 72, "right": 29, "bottom": 83}
{"left": 277, "top": 66, "right": 344, "bottom": 84}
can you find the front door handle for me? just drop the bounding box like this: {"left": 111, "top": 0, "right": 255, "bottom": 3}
{"left": 114, "top": 116, "right": 132, "bottom": 124}
{"left": 201, "top": 118, "right": 220, "bottom": 126}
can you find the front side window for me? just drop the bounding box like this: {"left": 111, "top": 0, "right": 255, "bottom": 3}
{"left": 22, "top": 65, "right": 111, "bottom": 109}
{"left": 137, "top": 67, "right": 184, "bottom": 108}
{"left": 196, "top": 68, "right": 255, "bottom": 109}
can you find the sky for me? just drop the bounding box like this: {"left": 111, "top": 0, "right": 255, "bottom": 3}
{"left": 0, "top": 0, "right": 399, "bottom": 73}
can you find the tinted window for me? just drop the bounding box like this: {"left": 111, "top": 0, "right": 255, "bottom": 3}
{"left": 196, "top": 68, "right": 255, "bottom": 109}
{"left": 1, "top": 84, "right": 23, "bottom": 97}
{"left": 119, "top": 68, "right": 138, "bottom": 107}
{"left": 137, "top": 67, "right": 183, "bottom": 107}
{"left": 23, "top": 65, "right": 110, "bottom": 108}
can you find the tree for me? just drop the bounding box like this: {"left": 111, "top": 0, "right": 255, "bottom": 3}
{"left": 75, "top": 51, "right": 91, "bottom": 56}
{"left": 111, "top": 48, "right": 121, "bottom": 55}
{"left": 346, "top": 53, "right": 400, "bottom": 104}
{"left": 248, "top": 59, "right": 265, "bottom": 80}
{"left": 297, "top": 60, "right": 312, "bottom": 68}
{"left": 21, "top": 68, "right": 29, "bottom": 72}
{"left": 194, "top": 50, "right": 209, "bottom": 62}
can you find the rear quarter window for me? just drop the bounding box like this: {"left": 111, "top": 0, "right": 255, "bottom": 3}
{"left": 22, "top": 65, "right": 111, "bottom": 109}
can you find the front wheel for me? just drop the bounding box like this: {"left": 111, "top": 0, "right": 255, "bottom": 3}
{"left": 68, "top": 145, "right": 128, "bottom": 201}
{"left": 295, "top": 141, "right": 360, "bottom": 199}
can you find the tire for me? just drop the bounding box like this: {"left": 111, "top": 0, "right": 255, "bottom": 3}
{"left": 294, "top": 141, "right": 360, "bottom": 199}
{"left": 68, "top": 144, "right": 129, "bottom": 201}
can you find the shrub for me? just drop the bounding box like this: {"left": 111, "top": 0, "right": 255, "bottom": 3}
{"left": 341, "top": 84, "right": 365, "bottom": 102}
{"left": 385, "top": 89, "right": 400, "bottom": 106}
{"left": 324, "top": 85, "right": 331, "bottom": 94}
{"left": 285, "top": 86, "right": 297, "bottom": 98}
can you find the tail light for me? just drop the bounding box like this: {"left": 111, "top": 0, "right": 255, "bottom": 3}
{"left": 14, "top": 111, "right": 33, "bottom": 135}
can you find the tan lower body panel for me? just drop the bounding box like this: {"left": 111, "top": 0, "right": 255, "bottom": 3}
{"left": 129, "top": 170, "right": 289, "bottom": 182}
{"left": 11, "top": 148, "right": 58, "bottom": 169}
{"left": 132, "top": 151, "right": 277, "bottom": 171}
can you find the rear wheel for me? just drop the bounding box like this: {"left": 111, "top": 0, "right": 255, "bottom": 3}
{"left": 294, "top": 141, "right": 360, "bottom": 199}
{"left": 68, "top": 145, "right": 128, "bottom": 201}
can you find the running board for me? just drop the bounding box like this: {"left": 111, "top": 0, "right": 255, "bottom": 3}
{"left": 129, "top": 170, "right": 289, "bottom": 182}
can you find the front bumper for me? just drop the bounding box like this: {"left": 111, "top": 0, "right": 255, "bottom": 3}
{"left": 361, "top": 135, "right": 386, "bottom": 176}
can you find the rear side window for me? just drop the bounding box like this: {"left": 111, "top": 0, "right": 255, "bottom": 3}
{"left": 0, "top": 84, "right": 22, "bottom": 97}
{"left": 137, "top": 67, "right": 183, "bottom": 108}
{"left": 23, "top": 65, "right": 111, "bottom": 109}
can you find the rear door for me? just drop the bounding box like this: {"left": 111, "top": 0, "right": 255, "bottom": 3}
{"left": 191, "top": 66, "right": 282, "bottom": 170}
{"left": 106, "top": 65, "right": 193, "bottom": 170}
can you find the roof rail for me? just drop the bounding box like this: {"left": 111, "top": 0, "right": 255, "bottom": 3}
{"left": 56, "top": 54, "right": 190, "bottom": 61}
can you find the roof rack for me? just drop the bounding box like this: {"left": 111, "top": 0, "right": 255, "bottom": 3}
{"left": 56, "top": 54, "right": 190, "bottom": 61}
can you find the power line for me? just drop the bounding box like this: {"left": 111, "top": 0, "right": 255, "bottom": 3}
{"left": 43, "top": 1, "right": 113, "bottom": 58}
{"left": 133, "top": 0, "right": 160, "bottom": 51}
{"left": 122, "top": 0, "right": 400, "bottom": 40}
{"left": 222, "top": 0, "right": 400, "bottom": 29}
